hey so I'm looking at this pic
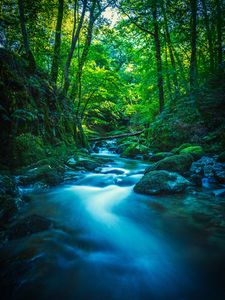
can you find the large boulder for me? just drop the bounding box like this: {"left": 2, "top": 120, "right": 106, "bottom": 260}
{"left": 180, "top": 146, "right": 204, "bottom": 159}
{"left": 7, "top": 214, "right": 54, "bottom": 240}
{"left": 148, "top": 152, "right": 173, "bottom": 162}
{"left": 121, "top": 143, "right": 149, "bottom": 159}
{"left": 75, "top": 159, "right": 102, "bottom": 171}
{"left": 0, "top": 175, "right": 21, "bottom": 226}
{"left": 190, "top": 156, "right": 225, "bottom": 184}
{"left": 172, "top": 143, "right": 194, "bottom": 154}
{"left": 145, "top": 154, "right": 194, "bottom": 175}
{"left": 19, "top": 165, "right": 63, "bottom": 186}
{"left": 134, "top": 170, "right": 191, "bottom": 195}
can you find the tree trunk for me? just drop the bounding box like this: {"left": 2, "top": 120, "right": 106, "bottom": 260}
{"left": 63, "top": 0, "right": 87, "bottom": 96}
{"left": 71, "top": 0, "right": 97, "bottom": 117}
{"left": 216, "top": 0, "right": 223, "bottom": 69}
{"left": 89, "top": 130, "right": 145, "bottom": 142}
{"left": 51, "top": 0, "right": 64, "bottom": 83}
{"left": 201, "top": 0, "right": 214, "bottom": 71}
{"left": 152, "top": 3, "right": 164, "bottom": 113}
{"left": 189, "top": 0, "right": 197, "bottom": 93}
{"left": 17, "top": 0, "right": 35, "bottom": 70}
{"left": 161, "top": 1, "right": 179, "bottom": 96}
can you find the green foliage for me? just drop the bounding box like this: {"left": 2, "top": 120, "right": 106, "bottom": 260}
{"left": 13, "top": 133, "right": 45, "bottom": 166}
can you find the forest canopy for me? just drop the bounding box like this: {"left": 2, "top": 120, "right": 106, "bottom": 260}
{"left": 0, "top": 0, "right": 224, "bottom": 166}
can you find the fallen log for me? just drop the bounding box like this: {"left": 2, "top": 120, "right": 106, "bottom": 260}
{"left": 89, "top": 130, "right": 144, "bottom": 142}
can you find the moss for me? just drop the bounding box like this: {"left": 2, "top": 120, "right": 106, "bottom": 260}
{"left": 121, "top": 143, "right": 149, "bottom": 158}
{"left": 180, "top": 146, "right": 204, "bottom": 159}
{"left": 13, "top": 133, "right": 45, "bottom": 167}
{"left": 172, "top": 143, "right": 194, "bottom": 154}
{"left": 146, "top": 154, "right": 194, "bottom": 174}
{"left": 149, "top": 152, "right": 173, "bottom": 162}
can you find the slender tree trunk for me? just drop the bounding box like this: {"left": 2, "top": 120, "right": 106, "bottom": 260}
{"left": 152, "top": 3, "right": 164, "bottom": 113}
{"left": 189, "top": 0, "right": 197, "bottom": 92}
{"left": 72, "top": 0, "right": 97, "bottom": 116}
{"left": 17, "top": 0, "right": 35, "bottom": 70}
{"left": 164, "top": 40, "right": 173, "bottom": 102}
{"left": 51, "top": 0, "right": 64, "bottom": 83}
{"left": 161, "top": 1, "right": 179, "bottom": 96}
{"left": 63, "top": 0, "right": 87, "bottom": 96}
{"left": 201, "top": 0, "right": 214, "bottom": 71}
{"left": 216, "top": 0, "right": 223, "bottom": 68}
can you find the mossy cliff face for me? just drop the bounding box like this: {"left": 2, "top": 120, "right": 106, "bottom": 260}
{"left": 0, "top": 49, "right": 76, "bottom": 168}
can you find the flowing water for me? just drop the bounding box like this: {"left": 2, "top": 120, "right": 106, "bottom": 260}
{"left": 1, "top": 147, "right": 225, "bottom": 300}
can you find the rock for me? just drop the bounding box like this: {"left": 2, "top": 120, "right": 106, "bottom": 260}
{"left": 66, "top": 157, "right": 78, "bottom": 168}
{"left": 190, "top": 174, "right": 202, "bottom": 186}
{"left": 214, "top": 164, "right": 225, "bottom": 183}
{"left": 7, "top": 214, "right": 54, "bottom": 240}
{"left": 75, "top": 159, "right": 101, "bottom": 171}
{"left": 121, "top": 144, "right": 149, "bottom": 159}
{"left": 19, "top": 165, "right": 63, "bottom": 186}
{"left": 102, "top": 169, "right": 125, "bottom": 175}
{"left": 180, "top": 146, "right": 204, "bottom": 159}
{"left": 172, "top": 143, "right": 194, "bottom": 154}
{"left": 190, "top": 156, "right": 225, "bottom": 184}
{"left": 217, "top": 152, "right": 225, "bottom": 163}
{"left": 134, "top": 170, "right": 191, "bottom": 195}
{"left": 0, "top": 175, "right": 19, "bottom": 196}
{"left": 0, "top": 176, "right": 21, "bottom": 226}
{"left": 148, "top": 152, "right": 173, "bottom": 162}
{"left": 0, "top": 195, "right": 18, "bottom": 227}
{"left": 213, "top": 189, "right": 225, "bottom": 198}
{"left": 145, "top": 154, "right": 194, "bottom": 175}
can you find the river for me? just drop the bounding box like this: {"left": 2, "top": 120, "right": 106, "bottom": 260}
{"left": 1, "top": 148, "right": 225, "bottom": 300}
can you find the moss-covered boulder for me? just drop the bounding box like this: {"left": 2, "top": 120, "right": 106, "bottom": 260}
{"left": 7, "top": 214, "right": 54, "bottom": 240}
{"left": 145, "top": 154, "right": 194, "bottom": 174}
{"left": 19, "top": 164, "right": 63, "bottom": 186}
{"left": 75, "top": 159, "right": 102, "bottom": 171}
{"left": 134, "top": 170, "right": 191, "bottom": 195}
{"left": 148, "top": 152, "right": 173, "bottom": 162}
{"left": 121, "top": 143, "right": 149, "bottom": 159}
{"left": 180, "top": 146, "right": 204, "bottom": 159}
{"left": 172, "top": 143, "right": 194, "bottom": 154}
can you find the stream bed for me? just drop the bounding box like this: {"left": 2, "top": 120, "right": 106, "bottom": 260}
{"left": 1, "top": 150, "right": 225, "bottom": 300}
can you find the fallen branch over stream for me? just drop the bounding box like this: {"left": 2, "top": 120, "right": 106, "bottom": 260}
{"left": 89, "top": 130, "right": 145, "bottom": 142}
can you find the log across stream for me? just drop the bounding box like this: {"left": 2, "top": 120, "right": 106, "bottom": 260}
{"left": 1, "top": 147, "right": 225, "bottom": 300}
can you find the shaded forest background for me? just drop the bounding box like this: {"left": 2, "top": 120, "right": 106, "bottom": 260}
{"left": 0, "top": 0, "right": 224, "bottom": 168}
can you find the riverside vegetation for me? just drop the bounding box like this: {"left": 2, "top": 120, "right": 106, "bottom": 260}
{"left": 0, "top": 0, "right": 225, "bottom": 299}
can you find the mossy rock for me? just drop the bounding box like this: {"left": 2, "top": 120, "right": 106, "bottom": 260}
{"left": 19, "top": 165, "right": 63, "bottom": 186}
{"left": 217, "top": 152, "right": 225, "bottom": 163}
{"left": 75, "top": 159, "right": 102, "bottom": 171}
{"left": 121, "top": 143, "right": 149, "bottom": 158}
{"left": 145, "top": 154, "right": 194, "bottom": 174}
{"left": 180, "top": 146, "right": 204, "bottom": 159}
{"left": 148, "top": 152, "right": 173, "bottom": 162}
{"left": 134, "top": 170, "right": 191, "bottom": 195}
{"left": 172, "top": 143, "right": 194, "bottom": 154}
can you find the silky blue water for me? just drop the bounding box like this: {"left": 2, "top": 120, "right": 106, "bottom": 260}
{"left": 1, "top": 153, "right": 225, "bottom": 300}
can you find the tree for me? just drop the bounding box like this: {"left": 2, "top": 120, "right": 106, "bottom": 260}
{"left": 17, "top": 0, "right": 36, "bottom": 70}
{"left": 51, "top": 0, "right": 64, "bottom": 83}
{"left": 63, "top": 0, "right": 88, "bottom": 96}
{"left": 189, "top": 0, "right": 198, "bottom": 93}
{"left": 152, "top": 2, "right": 164, "bottom": 112}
